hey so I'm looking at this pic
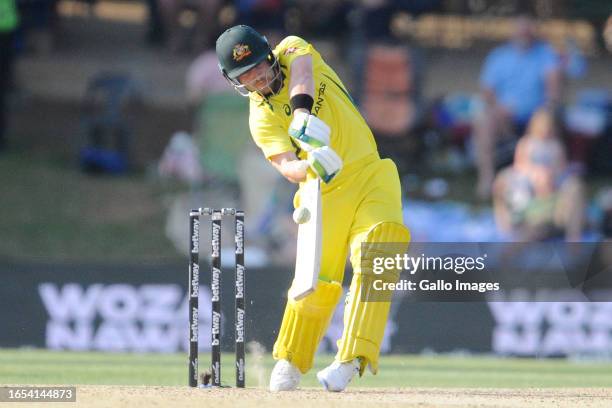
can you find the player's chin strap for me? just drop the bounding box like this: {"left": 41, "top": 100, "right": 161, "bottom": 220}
{"left": 221, "top": 68, "right": 250, "bottom": 97}
{"left": 220, "top": 53, "right": 283, "bottom": 98}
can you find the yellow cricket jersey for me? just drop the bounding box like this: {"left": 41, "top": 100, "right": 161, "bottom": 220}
{"left": 248, "top": 36, "right": 379, "bottom": 175}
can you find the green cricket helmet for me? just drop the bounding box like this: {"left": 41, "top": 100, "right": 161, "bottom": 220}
{"left": 216, "top": 25, "right": 274, "bottom": 83}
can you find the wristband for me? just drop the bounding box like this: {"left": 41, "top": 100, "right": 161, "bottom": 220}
{"left": 290, "top": 94, "right": 314, "bottom": 112}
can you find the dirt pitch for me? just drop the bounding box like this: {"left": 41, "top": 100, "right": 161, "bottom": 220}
{"left": 18, "top": 386, "right": 612, "bottom": 408}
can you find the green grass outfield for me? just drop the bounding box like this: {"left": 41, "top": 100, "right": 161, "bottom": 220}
{"left": 1, "top": 349, "right": 611, "bottom": 388}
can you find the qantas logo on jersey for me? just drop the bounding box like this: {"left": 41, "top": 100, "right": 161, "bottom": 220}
{"left": 284, "top": 47, "right": 299, "bottom": 55}
{"left": 313, "top": 81, "right": 326, "bottom": 116}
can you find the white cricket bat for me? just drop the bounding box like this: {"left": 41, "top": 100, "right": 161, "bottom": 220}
{"left": 289, "top": 177, "right": 322, "bottom": 301}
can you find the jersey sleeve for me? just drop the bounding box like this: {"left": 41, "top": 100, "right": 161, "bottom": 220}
{"left": 276, "top": 36, "right": 316, "bottom": 68}
{"left": 249, "top": 101, "right": 295, "bottom": 159}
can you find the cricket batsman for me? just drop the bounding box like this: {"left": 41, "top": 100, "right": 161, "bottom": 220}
{"left": 216, "top": 25, "right": 410, "bottom": 392}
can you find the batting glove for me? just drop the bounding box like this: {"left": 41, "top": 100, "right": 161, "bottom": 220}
{"left": 288, "top": 111, "right": 330, "bottom": 151}
{"left": 307, "top": 146, "right": 343, "bottom": 184}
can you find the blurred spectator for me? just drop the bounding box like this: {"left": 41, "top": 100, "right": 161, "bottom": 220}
{"left": 360, "top": 42, "right": 421, "bottom": 174}
{"left": 556, "top": 37, "right": 587, "bottom": 81}
{"left": 356, "top": 0, "right": 441, "bottom": 41}
{"left": 145, "top": 0, "right": 165, "bottom": 45}
{"left": 293, "top": 0, "right": 351, "bottom": 39}
{"left": 346, "top": 1, "right": 429, "bottom": 174}
{"left": 604, "top": 14, "right": 612, "bottom": 53}
{"left": 235, "top": 0, "right": 284, "bottom": 32}
{"left": 361, "top": 0, "right": 393, "bottom": 40}
{"left": 473, "top": 15, "right": 562, "bottom": 199}
{"left": 599, "top": 188, "right": 612, "bottom": 238}
{"left": 0, "top": 0, "right": 19, "bottom": 151}
{"left": 159, "top": 0, "right": 221, "bottom": 52}
{"left": 16, "top": 0, "right": 57, "bottom": 53}
{"left": 185, "top": 50, "right": 232, "bottom": 104}
{"left": 158, "top": 131, "right": 205, "bottom": 184}
{"left": 563, "top": 89, "right": 610, "bottom": 170}
{"left": 493, "top": 109, "right": 585, "bottom": 242}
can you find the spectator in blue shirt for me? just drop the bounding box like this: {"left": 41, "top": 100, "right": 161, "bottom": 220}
{"left": 474, "top": 15, "right": 561, "bottom": 199}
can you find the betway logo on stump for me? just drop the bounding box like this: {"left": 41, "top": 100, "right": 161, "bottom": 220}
{"left": 191, "top": 219, "right": 200, "bottom": 253}
{"left": 190, "top": 307, "right": 199, "bottom": 342}
{"left": 235, "top": 219, "right": 244, "bottom": 255}
{"left": 190, "top": 263, "right": 200, "bottom": 298}
{"left": 235, "top": 264, "right": 245, "bottom": 298}
{"left": 39, "top": 283, "right": 218, "bottom": 352}
{"left": 235, "top": 308, "right": 245, "bottom": 343}
{"left": 211, "top": 311, "right": 221, "bottom": 346}
{"left": 211, "top": 222, "right": 221, "bottom": 258}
